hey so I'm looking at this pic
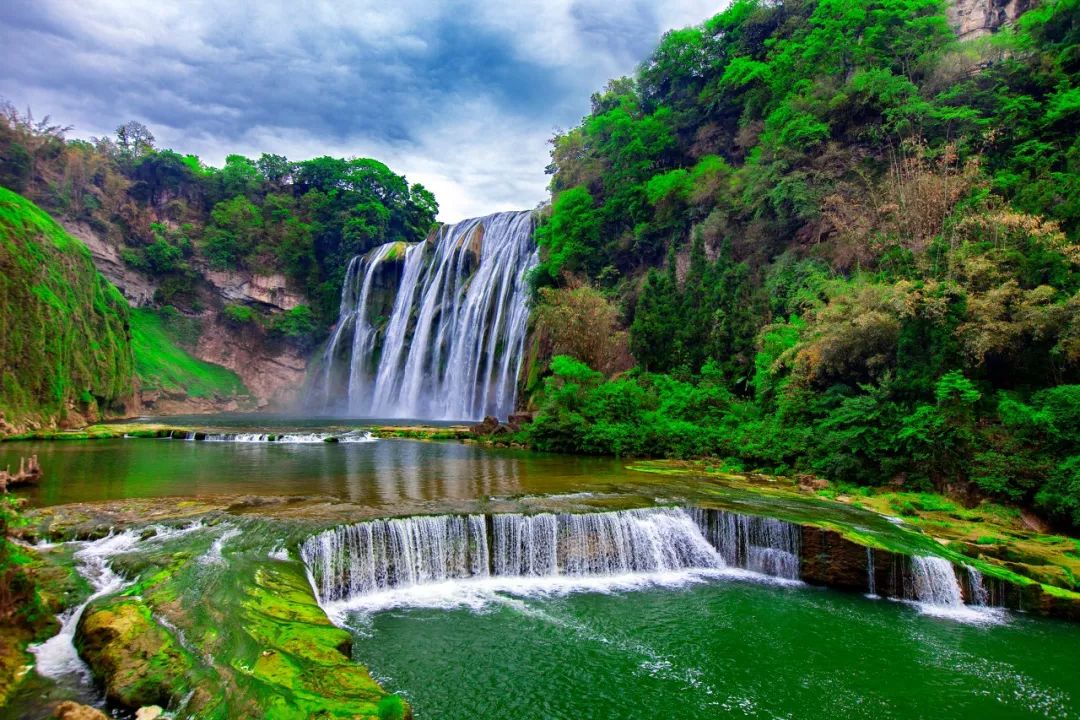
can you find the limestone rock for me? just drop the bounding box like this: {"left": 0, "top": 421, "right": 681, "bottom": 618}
{"left": 52, "top": 701, "right": 109, "bottom": 720}
{"left": 75, "top": 598, "right": 193, "bottom": 710}
{"left": 135, "top": 706, "right": 164, "bottom": 720}
{"left": 947, "top": 0, "right": 1032, "bottom": 39}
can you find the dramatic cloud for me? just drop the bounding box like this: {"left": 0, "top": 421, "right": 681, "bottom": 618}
{"left": 0, "top": 0, "right": 723, "bottom": 221}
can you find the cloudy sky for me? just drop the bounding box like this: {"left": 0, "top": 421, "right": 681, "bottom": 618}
{"left": 0, "top": 1, "right": 722, "bottom": 221}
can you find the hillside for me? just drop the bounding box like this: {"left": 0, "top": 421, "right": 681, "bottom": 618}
{"left": 523, "top": 0, "right": 1080, "bottom": 528}
{"left": 0, "top": 186, "right": 134, "bottom": 431}
{"left": 0, "top": 187, "right": 249, "bottom": 431}
{"left": 0, "top": 108, "right": 438, "bottom": 406}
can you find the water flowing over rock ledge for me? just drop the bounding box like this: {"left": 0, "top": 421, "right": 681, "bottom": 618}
{"left": 299, "top": 506, "right": 1080, "bottom": 622}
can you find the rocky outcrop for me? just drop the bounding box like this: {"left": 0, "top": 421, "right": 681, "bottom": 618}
{"left": 52, "top": 701, "right": 109, "bottom": 720}
{"left": 60, "top": 220, "right": 158, "bottom": 306}
{"left": 194, "top": 314, "right": 307, "bottom": 408}
{"left": 947, "top": 0, "right": 1032, "bottom": 39}
{"left": 201, "top": 268, "right": 305, "bottom": 310}
{"left": 74, "top": 598, "right": 194, "bottom": 711}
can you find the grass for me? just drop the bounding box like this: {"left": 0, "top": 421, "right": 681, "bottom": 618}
{"left": 130, "top": 308, "right": 246, "bottom": 399}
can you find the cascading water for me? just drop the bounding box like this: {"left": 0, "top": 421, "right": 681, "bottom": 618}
{"left": 688, "top": 508, "right": 802, "bottom": 580}
{"left": 301, "top": 507, "right": 806, "bottom": 609}
{"left": 907, "top": 556, "right": 964, "bottom": 607}
{"left": 866, "top": 547, "right": 878, "bottom": 598}
{"left": 493, "top": 509, "right": 721, "bottom": 577}
{"left": 302, "top": 515, "right": 491, "bottom": 602}
{"left": 320, "top": 210, "right": 538, "bottom": 421}
{"left": 965, "top": 565, "right": 990, "bottom": 606}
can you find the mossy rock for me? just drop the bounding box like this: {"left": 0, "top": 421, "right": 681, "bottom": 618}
{"left": 75, "top": 597, "right": 196, "bottom": 710}
{"left": 228, "top": 563, "right": 405, "bottom": 718}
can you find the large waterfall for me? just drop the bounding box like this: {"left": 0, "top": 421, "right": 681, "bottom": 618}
{"left": 300, "top": 507, "right": 802, "bottom": 607}
{"left": 319, "top": 210, "right": 538, "bottom": 421}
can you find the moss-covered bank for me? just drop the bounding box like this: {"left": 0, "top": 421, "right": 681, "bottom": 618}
{"left": 0, "top": 186, "right": 135, "bottom": 432}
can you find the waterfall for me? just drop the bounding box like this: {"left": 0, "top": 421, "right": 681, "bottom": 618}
{"left": 320, "top": 210, "right": 538, "bottom": 421}
{"left": 866, "top": 547, "right": 877, "bottom": 598}
{"left": 493, "top": 509, "right": 721, "bottom": 578}
{"left": 688, "top": 509, "right": 801, "bottom": 580}
{"left": 302, "top": 507, "right": 807, "bottom": 607}
{"left": 965, "top": 565, "right": 990, "bottom": 606}
{"left": 906, "top": 556, "right": 964, "bottom": 607}
{"left": 301, "top": 515, "right": 490, "bottom": 602}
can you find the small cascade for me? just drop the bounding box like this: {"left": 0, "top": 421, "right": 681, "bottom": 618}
{"left": 199, "top": 431, "right": 375, "bottom": 444}
{"left": 319, "top": 210, "right": 538, "bottom": 421}
{"left": 30, "top": 522, "right": 204, "bottom": 681}
{"left": 965, "top": 565, "right": 990, "bottom": 606}
{"left": 493, "top": 509, "right": 721, "bottom": 578}
{"left": 907, "top": 556, "right": 964, "bottom": 607}
{"left": 302, "top": 507, "right": 808, "bottom": 608}
{"left": 689, "top": 509, "right": 801, "bottom": 580}
{"left": 302, "top": 515, "right": 490, "bottom": 602}
{"left": 866, "top": 547, "right": 878, "bottom": 598}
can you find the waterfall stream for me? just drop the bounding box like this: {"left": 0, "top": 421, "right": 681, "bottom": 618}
{"left": 300, "top": 507, "right": 803, "bottom": 609}
{"left": 320, "top": 210, "right": 538, "bottom": 421}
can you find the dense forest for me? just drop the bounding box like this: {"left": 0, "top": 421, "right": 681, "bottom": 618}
{"left": 525, "top": 0, "right": 1080, "bottom": 528}
{"left": 0, "top": 108, "right": 438, "bottom": 331}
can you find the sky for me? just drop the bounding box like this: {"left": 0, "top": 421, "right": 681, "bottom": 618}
{"left": 0, "top": 1, "right": 723, "bottom": 222}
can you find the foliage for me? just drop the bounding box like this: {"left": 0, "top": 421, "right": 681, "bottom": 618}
{"left": 533, "top": 284, "right": 632, "bottom": 376}
{"left": 0, "top": 109, "right": 439, "bottom": 328}
{"left": 526, "top": 0, "right": 1080, "bottom": 528}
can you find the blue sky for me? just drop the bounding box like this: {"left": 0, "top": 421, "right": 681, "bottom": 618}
{"left": 0, "top": 1, "right": 723, "bottom": 221}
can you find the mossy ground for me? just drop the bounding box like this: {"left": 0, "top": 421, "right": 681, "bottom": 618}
{"left": 0, "top": 186, "right": 134, "bottom": 431}
{"left": 627, "top": 459, "right": 1080, "bottom": 604}
{"left": 129, "top": 309, "right": 246, "bottom": 400}
{"left": 47, "top": 518, "right": 409, "bottom": 719}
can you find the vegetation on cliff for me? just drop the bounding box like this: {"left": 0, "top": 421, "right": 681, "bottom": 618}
{"left": 526, "top": 0, "right": 1080, "bottom": 528}
{"left": 130, "top": 308, "right": 245, "bottom": 400}
{"left": 0, "top": 107, "right": 439, "bottom": 328}
{"left": 0, "top": 188, "right": 250, "bottom": 429}
{"left": 0, "top": 186, "right": 134, "bottom": 429}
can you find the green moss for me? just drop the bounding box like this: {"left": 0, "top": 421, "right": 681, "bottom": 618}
{"left": 75, "top": 597, "right": 198, "bottom": 710}
{"left": 130, "top": 308, "right": 246, "bottom": 399}
{"left": 0, "top": 186, "right": 134, "bottom": 429}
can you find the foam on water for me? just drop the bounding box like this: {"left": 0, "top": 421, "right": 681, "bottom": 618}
{"left": 29, "top": 522, "right": 204, "bottom": 681}
{"left": 201, "top": 431, "right": 376, "bottom": 444}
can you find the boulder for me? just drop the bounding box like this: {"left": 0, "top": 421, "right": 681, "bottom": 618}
{"left": 75, "top": 598, "right": 193, "bottom": 710}
{"left": 52, "top": 701, "right": 109, "bottom": 720}
{"left": 469, "top": 416, "right": 501, "bottom": 435}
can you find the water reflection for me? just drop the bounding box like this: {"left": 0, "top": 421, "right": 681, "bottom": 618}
{"left": 2, "top": 438, "right": 629, "bottom": 511}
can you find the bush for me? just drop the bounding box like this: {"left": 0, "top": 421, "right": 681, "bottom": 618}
{"left": 223, "top": 304, "right": 257, "bottom": 325}
{"left": 270, "top": 305, "right": 316, "bottom": 339}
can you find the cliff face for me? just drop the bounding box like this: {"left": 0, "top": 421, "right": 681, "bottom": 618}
{"left": 60, "top": 218, "right": 309, "bottom": 410}
{"left": 947, "top": 0, "right": 1032, "bottom": 39}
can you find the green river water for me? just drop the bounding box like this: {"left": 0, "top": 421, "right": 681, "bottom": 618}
{"left": 3, "top": 425, "right": 1080, "bottom": 719}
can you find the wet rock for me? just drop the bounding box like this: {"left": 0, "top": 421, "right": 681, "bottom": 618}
{"left": 800, "top": 528, "right": 881, "bottom": 593}
{"left": 134, "top": 705, "right": 164, "bottom": 720}
{"left": 75, "top": 598, "right": 193, "bottom": 710}
{"left": 470, "top": 416, "right": 500, "bottom": 435}
{"left": 52, "top": 701, "right": 109, "bottom": 720}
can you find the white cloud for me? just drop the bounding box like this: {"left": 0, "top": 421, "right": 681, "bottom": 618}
{"left": 0, "top": 0, "right": 730, "bottom": 221}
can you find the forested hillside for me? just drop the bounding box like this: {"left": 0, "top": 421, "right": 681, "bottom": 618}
{"left": 525, "top": 0, "right": 1080, "bottom": 527}
{"left": 0, "top": 109, "right": 439, "bottom": 404}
